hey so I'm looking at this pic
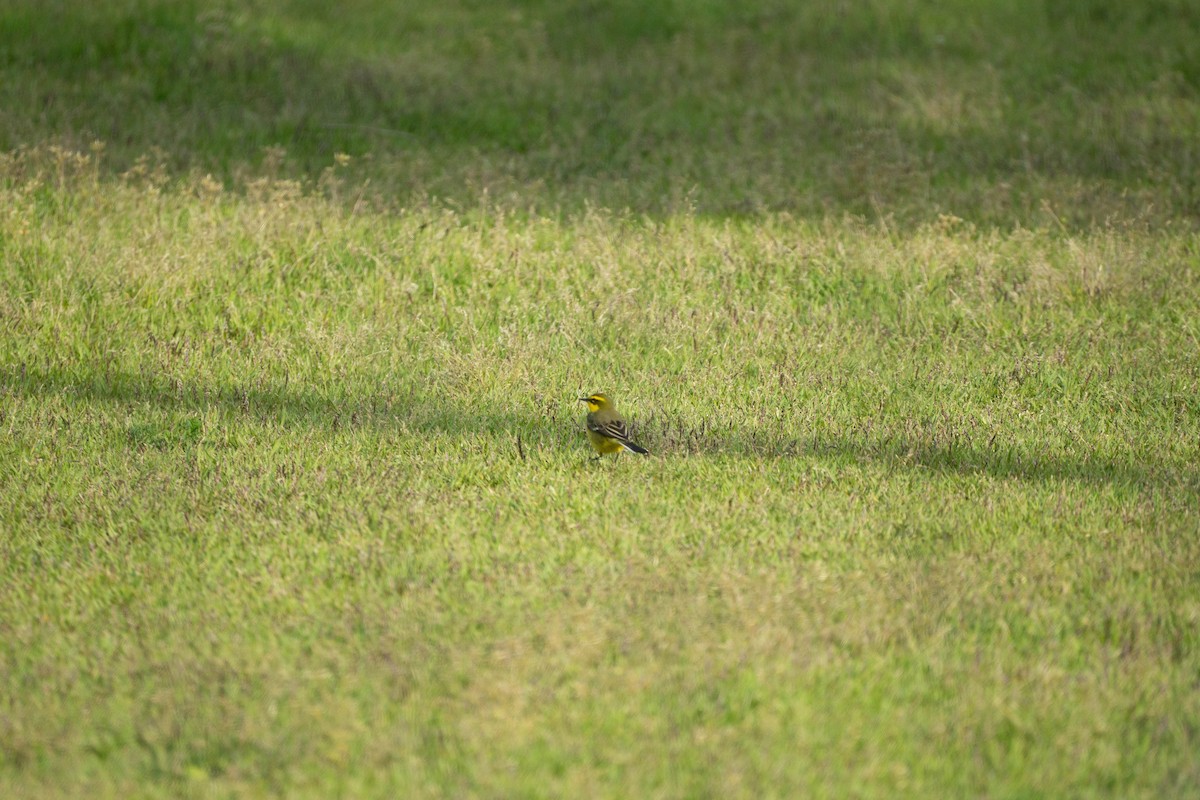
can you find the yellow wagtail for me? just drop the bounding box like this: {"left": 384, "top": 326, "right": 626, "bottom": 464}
{"left": 579, "top": 393, "right": 648, "bottom": 459}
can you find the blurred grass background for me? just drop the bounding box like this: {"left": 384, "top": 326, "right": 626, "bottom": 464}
{"left": 3, "top": 0, "right": 1198, "bottom": 222}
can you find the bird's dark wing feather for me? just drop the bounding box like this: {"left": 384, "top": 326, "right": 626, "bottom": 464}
{"left": 587, "top": 417, "right": 648, "bottom": 454}
{"left": 588, "top": 417, "right": 632, "bottom": 441}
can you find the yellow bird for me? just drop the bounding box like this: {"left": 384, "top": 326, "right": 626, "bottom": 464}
{"left": 579, "top": 393, "right": 648, "bottom": 459}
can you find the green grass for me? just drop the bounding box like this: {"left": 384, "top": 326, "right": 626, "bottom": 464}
{"left": 3, "top": 0, "right": 1199, "bottom": 222}
{"left": 2, "top": 1, "right": 1200, "bottom": 797}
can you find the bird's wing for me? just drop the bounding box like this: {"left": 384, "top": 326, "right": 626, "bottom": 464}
{"left": 587, "top": 417, "right": 633, "bottom": 442}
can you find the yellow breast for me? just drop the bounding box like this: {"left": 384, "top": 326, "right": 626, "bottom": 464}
{"left": 587, "top": 429, "right": 625, "bottom": 454}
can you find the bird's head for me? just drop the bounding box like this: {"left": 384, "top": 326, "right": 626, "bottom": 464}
{"left": 578, "top": 393, "right": 612, "bottom": 412}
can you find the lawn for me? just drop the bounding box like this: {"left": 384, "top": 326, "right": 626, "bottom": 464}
{"left": 2, "top": 1, "right": 1199, "bottom": 797}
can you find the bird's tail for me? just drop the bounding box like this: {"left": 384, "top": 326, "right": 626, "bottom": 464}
{"left": 621, "top": 440, "right": 649, "bottom": 455}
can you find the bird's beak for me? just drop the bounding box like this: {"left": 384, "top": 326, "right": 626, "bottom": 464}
{"left": 578, "top": 397, "right": 589, "bottom": 403}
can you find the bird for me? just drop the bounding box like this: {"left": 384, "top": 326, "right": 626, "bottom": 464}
{"left": 579, "top": 393, "right": 649, "bottom": 459}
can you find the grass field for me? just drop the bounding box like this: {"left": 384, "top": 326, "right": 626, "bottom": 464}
{"left": 2, "top": 0, "right": 1200, "bottom": 797}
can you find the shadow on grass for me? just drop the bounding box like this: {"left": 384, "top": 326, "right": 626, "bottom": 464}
{"left": 638, "top": 415, "right": 1199, "bottom": 493}
{"left": 3, "top": 0, "right": 1196, "bottom": 222}
{"left": 0, "top": 363, "right": 556, "bottom": 445}
{"left": 6, "top": 364, "right": 1195, "bottom": 493}
{"left": 803, "top": 433, "right": 1197, "bottom": 493}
